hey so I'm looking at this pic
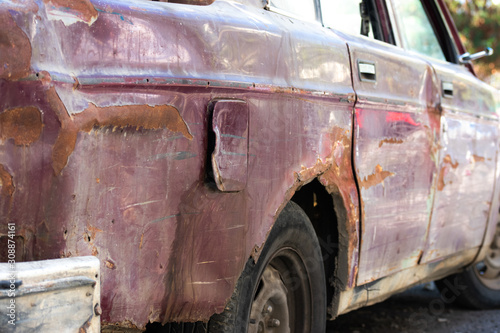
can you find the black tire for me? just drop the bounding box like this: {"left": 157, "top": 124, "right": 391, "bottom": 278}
{"left": 209, "top": 201, "right": 327, "bottom": 333}
{"left": 436, "top": 222, "right": 500, "bottom": 309}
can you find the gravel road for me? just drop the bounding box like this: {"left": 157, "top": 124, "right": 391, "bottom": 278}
{"left": 327, "top": 283, "right": 500, "bottom": 333}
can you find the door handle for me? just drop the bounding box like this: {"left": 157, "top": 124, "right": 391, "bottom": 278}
{"left": 358, "top": 61, "right": 376, "bottom": 82}
{"left": 442, "top": 81, "right": 453, "bottom": 98}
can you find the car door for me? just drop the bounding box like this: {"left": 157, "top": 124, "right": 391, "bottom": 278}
{"left": 387, "top": 0, "right": 499, "bottom": 264}
{"left": 321, "top": 0, "right": 441, "bottom": 284}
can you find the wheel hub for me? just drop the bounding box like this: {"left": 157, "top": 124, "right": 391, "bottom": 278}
{"left": 248, "top": 265, "right": 290, "bottom": 333}
{"left": 475, "top": 222, "right": 500, "bottom": 290}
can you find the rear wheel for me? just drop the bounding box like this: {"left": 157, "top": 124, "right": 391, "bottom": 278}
{"left": 436, "top": 221, "right": 500, "bottom": 309}
{"left": 209, "top": 201, "right": 327, "bottom": 332}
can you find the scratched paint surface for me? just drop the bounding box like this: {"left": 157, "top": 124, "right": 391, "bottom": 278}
{"left": 343, "top": 33, "right": 443, "bottom": 284}
{"left": 2, "top": 0, "right": 498, "bottom": 329}
{"left": 420, "top": 61, "right": 498, "bottom": 263}
{"left": 0, "top": 0, "right": 356, "bottom": 328}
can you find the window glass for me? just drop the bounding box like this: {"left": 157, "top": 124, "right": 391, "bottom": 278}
{"left": 269, "top": 0, "right": 317, "bottom": 22}
{"left": 320, "top": 0, "right": 374, "bottom": 39}
{"left": 392, "top": 0, "right": 446, "bottom": 61}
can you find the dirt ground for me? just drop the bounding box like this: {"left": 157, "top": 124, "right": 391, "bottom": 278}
{"left": 327, "top": 283, "right": 500, "bottom": 333}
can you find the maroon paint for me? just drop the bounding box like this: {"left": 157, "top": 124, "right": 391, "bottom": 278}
{"left": 1, "top": 0, "right": 499, "bottom": 329}
{"left": 0, "top": 0, "right": 356, "bottom": 327}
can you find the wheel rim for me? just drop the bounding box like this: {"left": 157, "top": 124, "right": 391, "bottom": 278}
{"left": 248, "top": 248, "right": 312, "bottom": 333}
{"left": 474, "top": 222, "right": 500, "bottom": 290}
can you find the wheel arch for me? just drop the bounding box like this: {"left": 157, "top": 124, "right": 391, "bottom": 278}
{"left": 290, "top": 170, "right": 360, "bottom": 319}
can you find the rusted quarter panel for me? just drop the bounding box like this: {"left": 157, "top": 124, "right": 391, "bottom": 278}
{"left": 0, "top": 0, "right": 358, "bottom": 328}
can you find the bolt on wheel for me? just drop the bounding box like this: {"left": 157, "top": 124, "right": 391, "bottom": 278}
{"left": 474, "top": 222, "right": 500, "bottom": 290}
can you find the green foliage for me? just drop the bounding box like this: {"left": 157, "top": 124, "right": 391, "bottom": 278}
{"left": 444, "top": 0, "right": 500, "bottom": 83}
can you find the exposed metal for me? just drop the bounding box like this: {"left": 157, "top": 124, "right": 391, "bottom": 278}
{"left": 0, "top": 0, "right": 355, "bottom": 327}
{"left": 248, "top": 266, "right": 289, "bottom": 333}
{"left": 475, "top": 222, "right": 500, "bottom": 290}
{"left": 0, "top": 256, "right": 100, "bottom": 332}
{"left": 211, "top": 100, "right": 249, "bottom": 192}
{"left": 336, "top": 247, "right": 478, "bottom": 316}
{"left": 458, "top": 47, "right": 494, "bottom": 64}
{"left": 0, "top": 0, "right": 499, "bottom": 329}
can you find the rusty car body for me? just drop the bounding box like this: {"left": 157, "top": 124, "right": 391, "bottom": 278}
{"left": 0, "top": 0, "right": 499, "bottom": 331}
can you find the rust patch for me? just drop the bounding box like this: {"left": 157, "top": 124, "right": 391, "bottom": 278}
{"left": 105, "top": 259, "right": 116, "bottom": 270}
{"left": 251, "top": 231, "right": 269, "bottom": 263}
{"left": 472, "top": 155, "right": 485, "bottom": 163}
{"left": 442, "top": 154, "right": 458, "bottom": 169}
{"left": 0, "top": 106, "right": 43, "bottom": 146}
{"left": 437, "top": 169, "right": 447, "bottom": 191}
{"left": 0, "top": 164, "right": 15, "bottom": 197}
{"left": 0, "top": 11, "right": 32, "bottom": 80}
{"left": 37, "top": 70, "right": 53, "bottom": 87}
{"left": 378, "top": 138, "right": 404, "bottom": 148}
{"left": 359, "top": 165, "right": 394, "bottom": 190}
{"left": 43, "top": 0, "right": 98, "bottom": 24}
{"left": 316, "top": 127, "right": 360, "bottom": 289}
{"left": 87, "top": 225, "right": 103, "bottom": 240}
{"left": 437, "top": 155, "right": 458, "bottom": 191}
{"left": 79, "top": 312, "right": 92, "bottom": 333}
{"left": 347, "top": 93, "right": 356, "bottom": 104}
{"left": 139, "top": 233, "right": 144, "bottom": 250}
{"left": 47, "top": 87, "right": 193, "bottom": 175}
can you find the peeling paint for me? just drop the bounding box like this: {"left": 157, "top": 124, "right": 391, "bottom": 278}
{"left": 0, "top": 165, "right": 15, "bottom": 197}
{"left": 43, "top": 0, "right": 98, "bottom": 25}
{"left": 250, "top": 233, "right": 268, "bottom": 263}
{"left": 443, "top": 154, "right": 459, "bottom": 169}
{"left": 87, "top": 225, "right": 103, "bottom": 240}
{"left": 0, "top": 106, "right": 43, "bottom": 146}
{"left": 0, "top": 11, "right": 32, "bottom": 80}
{"left": 437, "top": 154, "right": 459, "bottom": 191}
{"left": 472, "top": 154, "right": 485, "bottom": 163}
{"left": 46, "top": 87, "right": 193, "bottom": 175}
{"left": 105, "top": 259, "right": 116, "bottom": 270}
{"left": 317, "top": 128, "right": 360, "bottom": 290}
{"left": 359, "top": 165, "right": 394, "bottom": 190}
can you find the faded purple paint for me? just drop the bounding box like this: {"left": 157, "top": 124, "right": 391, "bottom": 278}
{"left": 1, "top": 0, "right": 499, "bottom": 329}
{"left": 420, "top": 61, "right": 498, "bottom": 263}
{"left": 337, "top": 31, "right": 442, "bottom": 284}
{"left": 211, "top": 99, "right": 249, "bottom": 192}
{"left": 0, "top": 0, "right": 356, "bottom": 328}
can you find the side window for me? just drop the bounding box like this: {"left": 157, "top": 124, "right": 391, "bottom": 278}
{"left": 392, "top": 0, "right": 446, "bottom": 61}
{"left": 267, "top": 0, "right": 317, "bottom": 22}
{"left": 320, "top": 0, "right": 385, "bottom": 42}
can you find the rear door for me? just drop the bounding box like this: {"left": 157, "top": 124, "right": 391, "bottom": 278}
{"left": 321, "top": 0, "right": 442, "bottom": 284}
{"left": 387, "top": 0, "right": 499, "bottom": 264}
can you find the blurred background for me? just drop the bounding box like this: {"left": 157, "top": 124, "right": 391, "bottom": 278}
{"left": 445, "top": 0, "right": 500, "bottom": 88}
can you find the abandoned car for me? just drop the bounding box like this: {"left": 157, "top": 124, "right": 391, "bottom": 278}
{"left": 0, "top": 0, "right": 499, "bottom": 332}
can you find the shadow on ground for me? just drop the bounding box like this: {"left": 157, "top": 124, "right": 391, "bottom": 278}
{"left": 327, "top": 284, "right": 500, "bottom": 333}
